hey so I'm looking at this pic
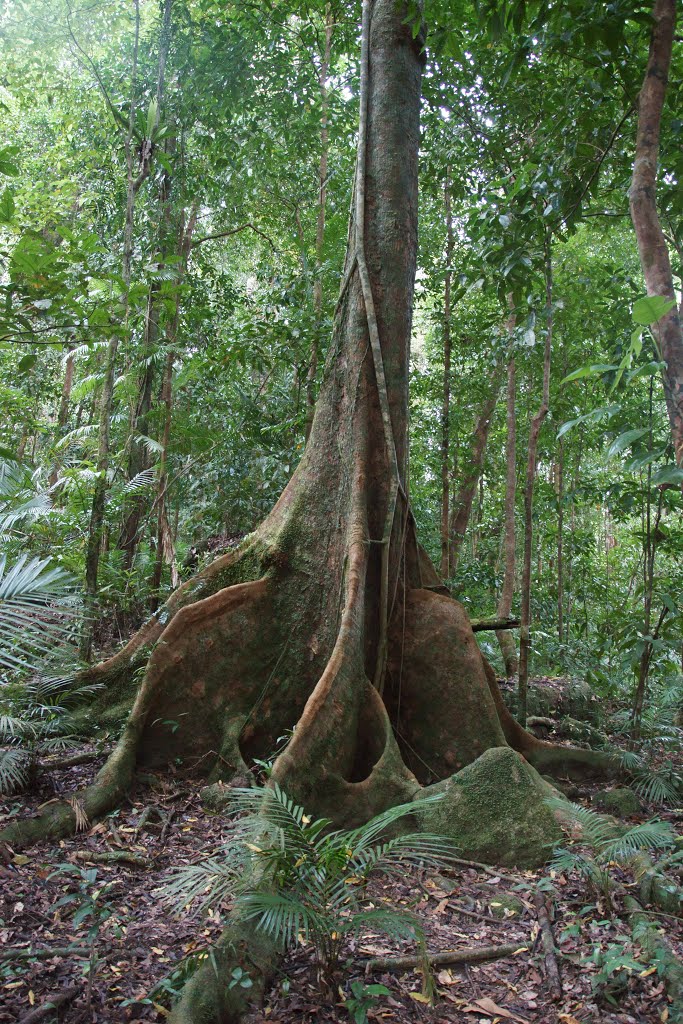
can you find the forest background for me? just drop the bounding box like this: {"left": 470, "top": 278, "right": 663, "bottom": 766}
{"left": 0, "top": 0, "right": 681, "bottom": 746}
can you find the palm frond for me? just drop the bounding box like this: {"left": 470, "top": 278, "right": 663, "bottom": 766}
{"left": 548, "top": 798, "right": 618, "bottom": 847}
{"left": 161, "top": 856, "right": 246, "bottom": 916}
{"left": 236, "top": 890, "right": 322, "bottom": 948}
{"left": 0, "top": 746, "right": 32, "bottom": 794}
{"left": 0, "top": 554, "right": 78, "bottom": 672}
{"left": 601, "top": 820, "right": 675, "bottom": 862}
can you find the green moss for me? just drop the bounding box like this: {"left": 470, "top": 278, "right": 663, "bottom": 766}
{"left": 488, "top": 893, "right": 525, "bottom": 918}
{"left": 416, "top": 747, "right": 561, "bottom": 868}
{"left": 591, "top": 787, "right": 642, "bottom": 817}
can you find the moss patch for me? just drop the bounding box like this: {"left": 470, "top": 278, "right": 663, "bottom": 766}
{"left": 416, "top": 747, "right": 561, "bottom": 868}
{"left": 592, "top": 787, "right": 642, "bottom": 817}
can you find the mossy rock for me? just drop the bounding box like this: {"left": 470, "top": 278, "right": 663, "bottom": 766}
{"left": 591, "top": 787, "right": 642, "bottom": 817}
{"left": 488, "top": 893, "right": 525, "bottom": 918}
{"left": 200, "top": 781, "right": 234, "bottom": 812}
{"left": 416, "top": 747, "right": 561, "bottom": 868}
{"left": 557, "top": 717, "right": 608, "bottom": 747}
{"left": 564, "top": 680, "right": 599, "bottom": 723}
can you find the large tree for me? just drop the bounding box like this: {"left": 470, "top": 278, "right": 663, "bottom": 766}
{"left": 1, "top": 1, "right": 613, "bottom": 1018}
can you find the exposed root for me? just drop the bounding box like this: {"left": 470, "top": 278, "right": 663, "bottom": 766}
{"left": 167, "top": 918, "right": 280, "bottom": 1024}
{"left": 482, "top": 658, "right": 620, "bottom": 781}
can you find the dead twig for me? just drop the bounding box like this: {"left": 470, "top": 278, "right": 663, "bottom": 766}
{"left": 365, "top": 941, "right": 525, "bottom": 972}
{"left": 533, "top": 891, "right": 562, "bottom": 1001}
{"left": 74, "top": 850, "right": 152, "bottom": 868}
{"left": 1, "top": 945, "right": 89, "bottom": 963}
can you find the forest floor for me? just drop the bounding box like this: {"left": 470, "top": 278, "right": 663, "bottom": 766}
{"left": 1, "top": 682, "right": 681, "bottom": 1024}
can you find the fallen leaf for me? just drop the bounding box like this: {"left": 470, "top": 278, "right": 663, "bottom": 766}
{"left": 472, "top": 996, "right": 529, "bottom": 1023}
{"left": 28, "top": 991, "right": 35, "bottom": 1006}
{"left": 409, "top": 992, "right": 432, "bottom": 1004}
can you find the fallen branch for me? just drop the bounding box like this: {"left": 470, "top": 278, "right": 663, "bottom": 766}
{"left": 73, "top": 849, "right": 152, "bottom": 868}
{"left": 17, "top": 985, "right": 80, "bottom": 1024}
{"left": 1, "top": 945, "right": 89, "bottom": 963}
{"left": 39, "top": 748, "right": 111, "bottom": 770}
{"left": 533, "top": 891, "right": 562, "bottom": 1000}
{"left": 365, "top": 942, "right": 524, "bottom": 972}
{"left": 471, "top": 616, "right": 520, "bottom": 632}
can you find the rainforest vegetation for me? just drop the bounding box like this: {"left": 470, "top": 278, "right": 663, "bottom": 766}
{"left": 0, "top": 1, "right": 682, "bottom": 1022}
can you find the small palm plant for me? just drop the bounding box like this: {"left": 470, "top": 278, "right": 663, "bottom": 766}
{"left": 161, "top": 783, "right": 457, "bottom": 985}
{"left": 0, "top": 674, "right": 102, "bottom": 794}
{"left": 549, "top": 798, "right": 675, "bottom": 908}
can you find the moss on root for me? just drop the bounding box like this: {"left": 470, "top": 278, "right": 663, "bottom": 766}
{"left": 416, "top": 747, "right": 562, "bottom": 868}
{"left": 167, "top": 918, "right": 279, "bottom": 1024}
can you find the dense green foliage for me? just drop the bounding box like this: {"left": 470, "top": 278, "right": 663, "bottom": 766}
{"left": 0, "top": 0, "right": 680, "bottom": 731}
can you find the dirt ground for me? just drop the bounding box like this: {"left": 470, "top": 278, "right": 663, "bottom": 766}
{"left": 1, "top": 728, "right": 681, "bottom": 1024}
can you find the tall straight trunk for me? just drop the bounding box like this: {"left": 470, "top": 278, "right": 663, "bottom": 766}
{"left": 119, "top": 133, "right": 177, "bottom": 570}
{"left": 518, "top": 237, "right": 553, "bottom": 726}
{"left": 496, "top": 304, "right": 518, "bottom": 677}
{"left": 81, "top": 0, "right": 172, "bottom": 658}
{"left": 449, "top": 363, "right": 504, "bottom": 576}
{"left": 149, "top": 207, "right": 198, "bottom": 609}
{"left": 304, "top": 6, "right": 334, "bottom": 442}
{"left": 48, "top": 347, "right": 75, "bottom": 487}
{"left": 439, "top": 173, "right": 454, "bottom": 578}
{"left": 629, "top": 0, "right": 683, "bottom": 469}
{"left": 556, "top": 439, "right": 564, "bottom": 643}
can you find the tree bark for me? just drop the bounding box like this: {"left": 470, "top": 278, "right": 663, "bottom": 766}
{"left": 496, "top": 302, "right": 518, "bottom": 676}
{"left": 448, "top": 366, "right": 504, "bottom": 576}
{"left": 80, "top": 0, "right": 142, "bottom": 661}
{"left": 48, "top": 346, "right": 75, "bottom": 487}
{"left": 629, "top": 0, "right": 683, "bottom": 469}
{"left": 439, "top": 173, "right": 454, "bottom": 579}
{"left": 304, "top": 6, "right": 334, "bottom": 443}
{"left": 518, "top": 237, "right": 553, "bottom": 727}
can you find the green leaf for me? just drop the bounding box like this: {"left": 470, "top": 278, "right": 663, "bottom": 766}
{"left": 17, "top": 354, "right": 37, "bottom": 374}
{"left": 632, "top": 295, "right": 676, "bottom": 325}
{"left": 0, "top": 188, "right": 15, "bottom": 222}
{"left": 562, "top": 364, "right": 617, "bottom": 384}
{"left": 0, "top": 145, "right": 20, "bottom": 176}
{"left": 651, "top": 465, "right": 683, "bottom": 485}
{"left": 607, "top": 428, "right": 649, "bottom": 458}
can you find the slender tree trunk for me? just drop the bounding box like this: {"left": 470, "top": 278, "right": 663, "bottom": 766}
{"left": 149, "top": 207, "right": 198, "bottom": 609}
{"left": 496, "top": 304, "right": 518, "bottom": 677}
{"left": 449, "top": 363, "right": 504, "bottom": 576}
{"left": 48, "top": 346, "right": 75, "bottom": 486}
{"left": 556, "top": 439, "right": 564, "bottom": 644}
{"left": 81, "top": 1, "right": 142, "bottom": 662}
{"left": 304, "top": 6, "right": 334, "bottom": 442}
{"left": 439, "top": 173, "right": 454, "bottom": 578}
{"left": 518, "top": 237, "right": 553, "bottom": 727}
{"left": 629, "top": 0, "right": 683, "bottom": 469}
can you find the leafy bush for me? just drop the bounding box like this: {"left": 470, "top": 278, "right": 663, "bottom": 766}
{"left": 161, "top": 783, "right": 457, "bottom": 983}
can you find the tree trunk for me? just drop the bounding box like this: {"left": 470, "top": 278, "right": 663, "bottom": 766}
{"left": 439, "top": 173, "right": 454, "bottom": 579}
{"left": 48, "top": 346, "right": 75, "bottom": 487}
{"left": 629, "top": 0, "right": 683, "bottom": 469}
{"left": 448, "top": 365, "right": 504, "bottom": 576}
{"left": 556, "top": 440, "right": 564, "bottom": 643}
{"left": 4, "top": 6, "right": 616, "bottom": 1017}
{"left": 496, "top": 305, "right": 518, "bottom": 677}
{"left": 304, "top": 6, "right": 334, "bottom": 443}
{"left": 80, "top": 0, "right": 142, "bottom": 661}
{"left": 518, "top": 237, "right": 553, "bottom": 727}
